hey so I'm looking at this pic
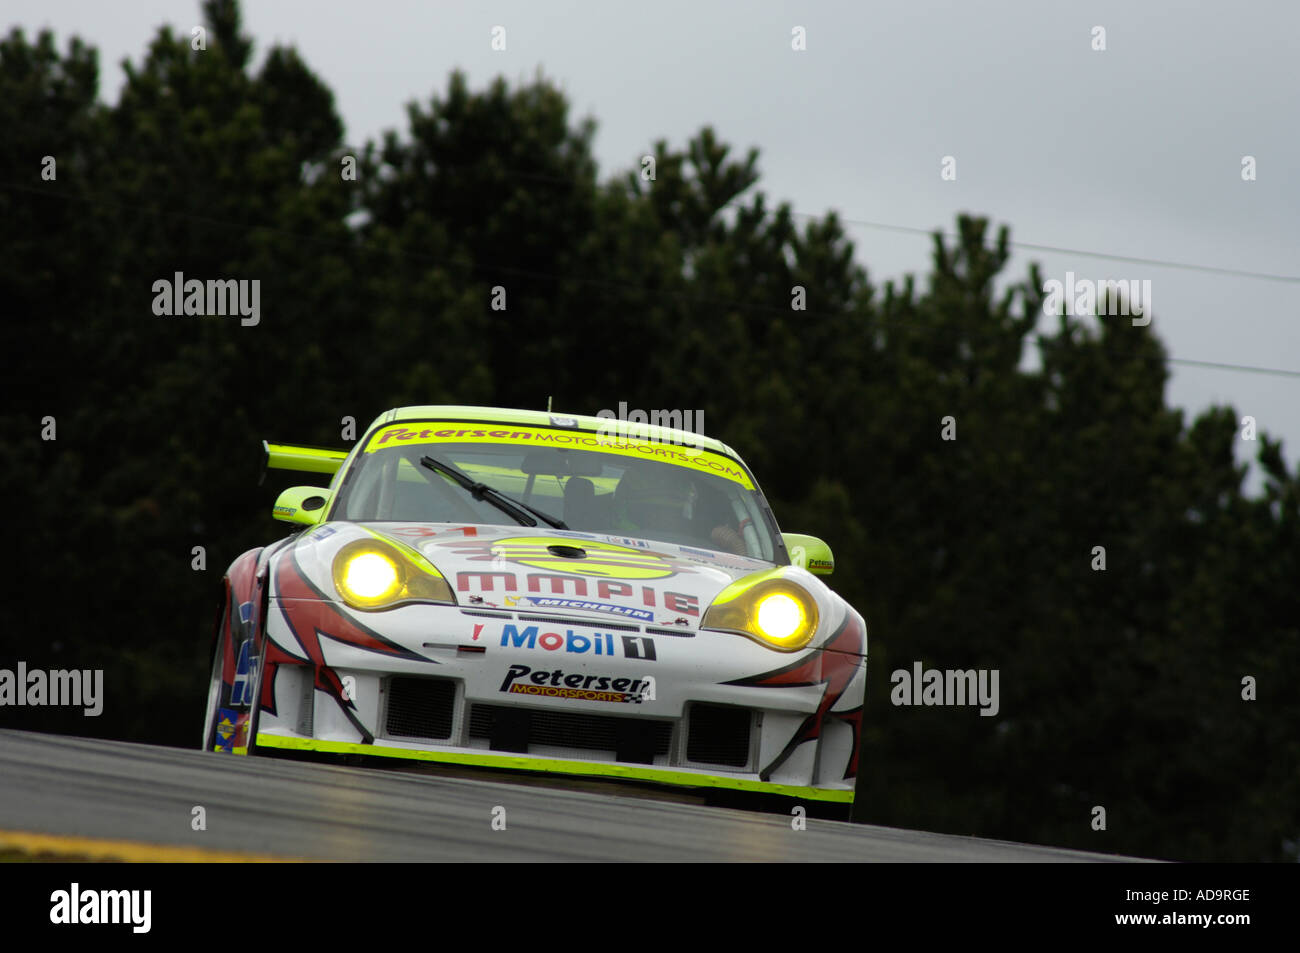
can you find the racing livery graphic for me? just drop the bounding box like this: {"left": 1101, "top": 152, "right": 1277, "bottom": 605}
{"left": 202, "top": 406, "right": 867, "bottom": 802}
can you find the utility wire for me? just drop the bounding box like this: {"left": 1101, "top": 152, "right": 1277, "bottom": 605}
{"left": 1166, "top": 358, "right": 1300, "bottom": 379}
{"left": 785, "top": 210, "right": 1300, "bottom": 285}
{"left": 4, "top": 177, "right": 1299, "bottom": 380}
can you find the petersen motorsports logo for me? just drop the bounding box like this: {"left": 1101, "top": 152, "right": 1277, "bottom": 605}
{"left": 500, "top": 664, "right": 654, "bottom": 703}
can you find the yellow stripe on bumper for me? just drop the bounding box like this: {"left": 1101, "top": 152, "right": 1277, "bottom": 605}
{"left": 256, "top": 733, "right": 854, "bottom": 803}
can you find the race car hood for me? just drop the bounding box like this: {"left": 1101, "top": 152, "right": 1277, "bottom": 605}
{"left": 330, "top": 522, "right": 786, "bottom": 630}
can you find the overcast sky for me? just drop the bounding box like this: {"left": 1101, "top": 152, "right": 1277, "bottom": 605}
{"left": 20, "top": 1, "right": 1300, "bottom": 485}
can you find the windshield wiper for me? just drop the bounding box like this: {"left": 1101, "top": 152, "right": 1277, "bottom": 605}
{"left": 420, "top": 455, "right": 568, "bottom": 530}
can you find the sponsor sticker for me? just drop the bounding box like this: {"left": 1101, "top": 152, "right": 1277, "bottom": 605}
{"left": 499, "top": 663, "right": 653, "bottom": 703}
{"left": 499, "top": 624, "right": 656, "bottom": 660}
{"left": 489, "top": 536, "right": 675, "bottom": 579}
{"left": 214, "top": 707, "right": 247, "bottom": 751}
{"left": 605, "top": 536, "right": 651, "bottom": 549}
{"left": 362, "top": 423, "right": 754, "bottom": 489}
{"left": 504, "top": 595, "right": 655, "bottom": 622}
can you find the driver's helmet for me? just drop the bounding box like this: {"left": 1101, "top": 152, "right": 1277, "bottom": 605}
{"left": 613, "top": 464, "right": 696, "bottom": 533}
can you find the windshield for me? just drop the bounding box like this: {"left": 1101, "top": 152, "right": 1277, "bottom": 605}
{"left": 331, "top": 422, "right": 781, "bottom": 561}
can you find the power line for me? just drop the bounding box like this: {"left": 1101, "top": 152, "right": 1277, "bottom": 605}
{"left": 5, "top": 178, "right": 1300, "bottom": 382}
{"left": 8, "top": 166, "right": 1298, "bottom": 286}
{"left": 799, "top": 211, "right": 1300, "bottom": 285}
{"left": 1167, "top": 358, "right": 1300, "bottom": 379}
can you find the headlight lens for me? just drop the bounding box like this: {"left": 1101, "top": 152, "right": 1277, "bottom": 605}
{"left": 331, "top": 537, "right": 454, "bottom": 611}
{"left": 701, "top": 569, "right": 819, "bottom": 651}
{"left": 342, "top": 552, "right": 401, "bottom": 600}
{"left": 755, "top": 592, "right": 805, "bottom": 640}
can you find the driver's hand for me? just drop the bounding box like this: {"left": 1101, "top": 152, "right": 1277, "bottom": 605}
{"left": 710, "top": 525, "right": 745, "bottom": 555}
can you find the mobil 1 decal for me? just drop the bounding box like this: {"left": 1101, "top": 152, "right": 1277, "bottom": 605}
{"left": 499, "top": 624, "right": 656, "bottom": 660}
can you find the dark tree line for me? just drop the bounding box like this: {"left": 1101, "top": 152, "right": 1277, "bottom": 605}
{"left": 1, "top": 0, "right": 1295, "bottom": 861}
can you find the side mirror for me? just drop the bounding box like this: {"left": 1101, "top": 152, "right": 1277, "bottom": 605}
{"left": 273, "top": 486, "right": 332, "bottom": 526}
{"left": 783, "top": 533, "right": 834, "bottom": 576}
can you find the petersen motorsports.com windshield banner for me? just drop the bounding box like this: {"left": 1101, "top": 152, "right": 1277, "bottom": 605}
{"left": 363, "top": 422, "right": 756, "bottom": 489}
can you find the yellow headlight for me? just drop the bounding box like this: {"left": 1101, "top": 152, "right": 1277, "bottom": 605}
{"left": 341, "top": 552, "right": 401, "bottom": 601}
{"left": 331, "top": 538, "right": 454, "bottom": 611}
{"left": 701, "top": 571, "right": 818, "bottom": 652}
{"left": 756, "top": 592, "right": 805, "bottom": 641}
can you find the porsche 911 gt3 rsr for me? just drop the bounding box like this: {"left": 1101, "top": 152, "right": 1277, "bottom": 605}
{"left": 202, "top": 406, "right": 866, "bottom": 803}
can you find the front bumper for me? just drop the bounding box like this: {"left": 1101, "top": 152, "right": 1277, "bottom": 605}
{"left": 253, "top": 599, "right": 865, "bottom": 802}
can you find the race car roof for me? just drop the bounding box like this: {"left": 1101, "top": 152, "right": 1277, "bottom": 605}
{"left": 373, "top": 405, "right": 738, "bottom": 458}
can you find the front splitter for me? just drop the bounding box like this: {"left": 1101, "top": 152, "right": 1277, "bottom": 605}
{"left": 255, "top": 732, "right": 854, "bottom": 803}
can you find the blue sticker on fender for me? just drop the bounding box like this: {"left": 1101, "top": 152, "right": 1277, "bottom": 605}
{"left": 232, "top": 640, "right": 258, "bottom": 705}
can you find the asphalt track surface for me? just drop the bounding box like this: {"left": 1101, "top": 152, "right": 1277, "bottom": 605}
{"left": 0, "top": 730, "right": 1140, "bottom": 862}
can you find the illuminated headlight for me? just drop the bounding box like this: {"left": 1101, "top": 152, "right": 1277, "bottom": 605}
{"left": 701, "top": 570, "right": 819, "bottom": 651}
{"left": 331, "top": 538, "right": 454, "bottom": 611}
{"left": 343, "top": 551, "right": 400, "bottom": 599}
{"left": 756, "top": 592, "right": 805, "bottom": 640}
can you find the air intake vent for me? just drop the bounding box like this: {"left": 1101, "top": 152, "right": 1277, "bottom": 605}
{"left": 469, "top": 705, "right": 672, "bottom": 764}
{"left": 644, "top": 626, "right": 695, "bottom": 638}
{"left": 687, "top": 703, "right": 752, "bottom": 768}
{"left": 385, "top": 677, "right": 456, "bottom": 741}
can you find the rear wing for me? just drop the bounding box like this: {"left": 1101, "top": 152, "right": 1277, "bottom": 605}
{"left": 261, "top": 441, "right": 349, "bottom": 483}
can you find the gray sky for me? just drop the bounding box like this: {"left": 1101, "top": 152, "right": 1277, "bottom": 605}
{"left": 23, "top": 1, "right": 1300, "bottom": 484}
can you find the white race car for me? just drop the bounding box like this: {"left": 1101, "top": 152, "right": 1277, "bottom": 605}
{"left": 203, "top": 406, "right": 866, "bottom": 805}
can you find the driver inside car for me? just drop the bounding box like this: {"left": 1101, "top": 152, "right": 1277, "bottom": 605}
{"left": 611, "top": 465, "right": 747, "bottom": 555}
